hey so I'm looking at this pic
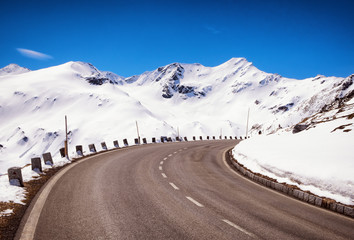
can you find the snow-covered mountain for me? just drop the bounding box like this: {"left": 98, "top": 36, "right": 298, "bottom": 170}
{"left": 119, "top": 58, "right": 353, "bottom": 135}
{"left": 0, "top": 64, "right": 30, "bottom": 76}
{"left": 0, "top": 59, "right": 353, "bottom": 205}
{"left": 0, "top": 61, "right": 174, "bottom": 173}
{"left": 1, "top": 59, "right": 353, "bottom": 165}
{"left": 67, "top": 61, "right": 125, "bottom": 85}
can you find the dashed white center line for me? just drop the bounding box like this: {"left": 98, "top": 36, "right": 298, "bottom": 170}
{"left": 222, "top": 219, "right": 256, "bottom": 238}
{"left": 160, "top": 161, "right": 164, "bottom": 165}
{"left": 174, "top": 151, "right": 177, "bottom": 154}
{"left": 159, "top": 166, "right": 162, "bottom": 171}
{"left": 163, "top": 157, "right": 167, "bottom": 160}
{"left": 168, "top": 154, "right": 172, "bottom": 157}
{"left": 161, "top": 173, "right": 167, "bottom": 178}
{"left": 169, "top": 182, "right": 179, "bottom": 190}
{"left": 186, "top": 196, "right": 204, "bottom": 207}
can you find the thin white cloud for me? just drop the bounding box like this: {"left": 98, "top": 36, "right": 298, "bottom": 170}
{"left": 16, "top": 48, "right": 53, "bottom": 60}
{"left": 204, "top": 25, "right": 221, "bottom": 34}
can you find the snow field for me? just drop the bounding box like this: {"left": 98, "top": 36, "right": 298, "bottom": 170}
{"left": 233, "top": 117, "right": 354, "bottom": 205}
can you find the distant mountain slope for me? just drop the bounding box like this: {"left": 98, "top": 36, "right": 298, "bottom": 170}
{"left": 0, "top": 61, "right": 173, "bottom": 172}
{"left": 0, "top": 64, "right": 30, "bottom": 76}
{"left": 120, "top": 58, "right": 354, "bottom": 135}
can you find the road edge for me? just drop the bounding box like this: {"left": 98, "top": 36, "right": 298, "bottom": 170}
{"left": 224, "top": 149, "right": 354, "bottom": 219}
{"left": 14, "top": 149, "right": 122, "bottom": 240}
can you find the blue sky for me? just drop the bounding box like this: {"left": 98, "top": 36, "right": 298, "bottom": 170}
{"left": 0, "top": 0, "right": 353, "bottom": 79}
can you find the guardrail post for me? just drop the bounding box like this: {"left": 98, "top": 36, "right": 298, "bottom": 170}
{"left": 235, "top": 136, "right": 237, "bottom": 139}
{"left": 113, "top": 140, "right": 119, "bottom": 148}
{"left": 123, "top": 139, "right": 129, "bottom": 146}
{"left": 59, "top": 148, "right": 65, "bottom": 158}
{"left": 89, "top": 144, "right": 97, "bottom": 153}
{"left": 207, "top": 136, "right": 210, "bottom": 140}
{"left": 213, "top": 136, "right": 215, "bottom": 140}
{"left": 101, "top": 142, "right": 108, "bottom": 150}
{"left": 42, "top": 152, "right": 53, "bottom": 165}
{"left": 134, "top": 138, "right": 139, "bottom": 145}
{"left": 167, "top": 137, "right": 172, "bottom": 142}
{"left": 76, "top": 145, "right": 83, "bottom": 156}
{"left": 184, "top": 137, "right": 188, "bottom": 141}
{"left": 143, "top": 138, "right": 147, "bottom": 144}
{"left": 31, "top": 157, "right": 42, "bottom": 172}
{"left": 193, "top": 136, "right": 196, "bottom": 141}
{"left": 224, "top": 136, "right": 227, "bottom": 139}
{"left": 8, "top": 167, "right": 24, "bottom": 187}
{"left": 199, "top": 136, "right": 203, "bottom": 140}
{"left": 152, "top": 137, "right": 156, "bottom": 143}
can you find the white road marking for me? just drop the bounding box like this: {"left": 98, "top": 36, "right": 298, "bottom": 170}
{"left": 161, "top": 173, "right": 167, "bottom": 178}
{"left": 160, "top": 161, "right": 164, "bottom": 165}
{"left": 186, "top": 196, "right": 204, "bottom": 207}
{"left": 174, "top": 151, "right": 177, "bottom": 154}
{"left": 183, "top": 147, "right": 187, "bottom": 150}
{"left": 159, "top": 166, "right": 162, "bottom": 171}
{"left": 168, "top": 154, "right": 172, "bottom": 157}
{"left": 222, "top": 219, "right": 256, "bottom": 238}
{"left": 163, "top": 157, "right": 167, "bottom": 160}
{"left": 18, "top": 150, "right": 117, "bottom": 240}
{"left": 169, "top": 182, "right": 179, "bottom": 190}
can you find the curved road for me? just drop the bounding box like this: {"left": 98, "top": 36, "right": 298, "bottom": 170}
{"left": 18, "top": 140, "right": 354, "bottom": 239}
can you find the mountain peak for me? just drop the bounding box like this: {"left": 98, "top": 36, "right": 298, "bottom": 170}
{"left": 68, "top": 61, "right": 100, "bottom": 76}
{"left": 225, "top": 57, "right": 248, "bottom": 65}
{"left": 0, "top": 63, "right": 30, "bottom": 76}
{"left": 215, "top": 57, "right": 253, "bottom": 70}
{"left": 65, "top": 61, "right": 125, "bottom": 85}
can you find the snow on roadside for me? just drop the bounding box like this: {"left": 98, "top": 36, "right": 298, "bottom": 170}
{"left": 233, "top": 117, "right": 354, "bottom": 205}
{"left": 0, "top": 157, "right": 71, "bottom": 204}
{"left": 0, "top": 208, "right": 13, "bottom": 216}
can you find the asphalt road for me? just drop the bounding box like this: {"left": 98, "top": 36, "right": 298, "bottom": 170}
{"left": 18, "top": 140, "right": 354, "bottom": 239}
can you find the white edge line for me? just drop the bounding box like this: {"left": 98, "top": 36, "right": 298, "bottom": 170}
{"left": 169, "top": 182, "right": 179, "bottom": 190}
{"left": 186, "top": 196, "right": 204, "bottom": 207}
{"left": 160, "top": 161, "right": 164, "bottom": 165}
{"left": 19, "top": 150, "right": 118, "bottom": 239}
{"left": 222, "top": 219, "right": 256, "bottom": 238}
{"left": 163, "top": 157, "right": 167, "bottom": 160}
{"left": 159, "top": 166, "right": 162, "bottom": 171}
{"left": 19, "top": 157, "right": 86, "bottom": 239}
{"left": 161, "top": 173, "right": 167, "bottom": 178}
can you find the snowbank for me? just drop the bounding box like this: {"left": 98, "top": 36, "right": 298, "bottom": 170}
{"left": 233, "top": 118, "right": 354, "bottom": 205}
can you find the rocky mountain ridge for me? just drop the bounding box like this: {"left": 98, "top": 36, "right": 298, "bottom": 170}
{"left": 1, "top": 59, "right": 353, "bottom": 136}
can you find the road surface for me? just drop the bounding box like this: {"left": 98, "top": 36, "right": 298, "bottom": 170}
{"left": 18, "top": 140, "right": 354, "bottom": 239}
